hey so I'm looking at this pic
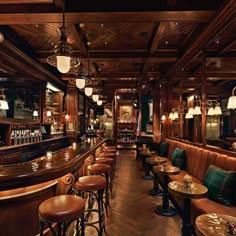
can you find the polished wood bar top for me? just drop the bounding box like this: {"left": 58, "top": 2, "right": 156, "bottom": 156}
{"left": 153, "top": 165, "right": 180, "bottom": 176}
{"left": 0, "top": 138, "right": 105, "bottom": 191}
{"left": 146, "top": 156, "right": 167, "bottom": 165}
{"left": 196, "top": 213, "right": 236, "bottom": 236}
{"left": 168, "top": 181, "right": 208, "bottom": 199}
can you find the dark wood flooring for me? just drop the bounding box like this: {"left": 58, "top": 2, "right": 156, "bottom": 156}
{"left": 86, "top": 148, "right": 182, "bottom": 236}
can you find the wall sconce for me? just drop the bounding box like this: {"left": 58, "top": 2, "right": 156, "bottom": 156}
{"left": 185, "top": 112, "right": 193, "bottom": 119}
{"left": 161, "top": 114, "right": 166, "bottom": 121}
{"left": 227, "top": 86, "right": 236, "bottom": 109}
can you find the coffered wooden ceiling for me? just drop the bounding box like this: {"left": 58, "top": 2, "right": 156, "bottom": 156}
{"left": 0, "top": 0, "right": 235, "bottom": 103}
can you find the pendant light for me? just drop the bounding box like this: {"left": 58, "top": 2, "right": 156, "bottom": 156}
{"left": 85, "top": 87, "right": 93, "bottom": 96}
{"left": 84, "top": 43, "right": 93, "bottom": 96}
{"left": 227, "top": 86, "right": 236, "bottom": 109}
{"left": 97, "top": 100, "right": 102, "bottom": 106}
{"left": 76, "top": 77, "right": 85, "bottom": 89}
{"left": 47, "top": 0, "right": 79, "bottom": 73}
{"left": 75, "top": 30, "right": 85, "bottom": 89}
{"left": 92, "top": 94, "right": 99, "bottom": 102}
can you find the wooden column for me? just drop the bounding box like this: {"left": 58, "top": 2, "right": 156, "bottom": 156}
{"left": 179, "top": 93, "right": 183, "bottom": 141}
{"left": 201, "top": 53, "right": 207, "bottom": 147}
{"left": 65, "top": 83, "right": 78, "bottom": 138}
{"left": 152, "top": 84, "right": 161, "bottom": 143}
{"left": 161, "top": 83, "right": 168, "bottom": 140}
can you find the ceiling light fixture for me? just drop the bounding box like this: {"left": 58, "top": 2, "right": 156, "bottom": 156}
{"left": 47, "top": 0, "right": 79, "bottom": 73}
{"left": 97, "top": 100, "right": 102, "bottom": 106}
{"left": 85, "top": 87, "right": 93, "bottom": 96}
{"left": 92, "top": 94, "right": 99, "bottom": 102}
{"left": 227, "top": 86, "right": 236, "bottom": 109}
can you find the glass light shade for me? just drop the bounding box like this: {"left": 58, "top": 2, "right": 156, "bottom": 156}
{"left": 97, "top": 100, "right": 102, "bottom": 106}
{"left": 227, "top": 96, "right": 236, "bottom": 109}
{"left": 85, "top": 87, "right": 93, "bottom": 96}
{"left": 76, "top": 78, "right": 85, "bottom": 89}
{"left": 185, "top": 112, "right": 193, "bottom": 119}
{"left": 56, "top": 55, "right": 71, "bottom": 73}
{"left": 33, "top": 110, "right": 39, "bottom": 117}
{"left": 188, "top": 107, "right": 195, "bottom": 115}
{"left": 161, "top": 115, "right": 166, "bottom": 121}
{"left": 169, "top": 112, "right": 174, "bottom": 120}
{"left": 92, "top": 94, "right": 99, "bottom": 102}
{"left": 173, "top": 111, "right": 179, "bottom": 119}
{"left": 194, "top": 106, "right": 201, "bottom": 115}
{"left": 46, "top": 111, "right": 52, "bottom": 117}
{"left": 0, "top": 100, "right": 9, "bottom": 110}
{"left": 214, "top": 105, "right": 222, "bottom": 115}
{"left": 207, "top": 107, "right": 215, "bottom": 116}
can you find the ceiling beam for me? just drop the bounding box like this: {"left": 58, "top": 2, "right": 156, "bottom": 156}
{"left": 163, "top": 0, "right": 236, "bottom": 82}
{"left": 0, "top": 11, "right": 215, "bottom": 24}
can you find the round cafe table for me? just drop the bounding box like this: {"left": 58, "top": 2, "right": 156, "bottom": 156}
{"left": 153, "top": 165, "right": 180, "bottom": 216}
{"left": 168, "top": 181, "right": 208, "bottom": 236}
{"left": 196, "top": 213, "right": 236, "bottom": 236}
{"left": 139, "top": 150, "right": 156, "bottom": 180}
{"left": 146, "top": 156, "right": 167, "bottom": 196}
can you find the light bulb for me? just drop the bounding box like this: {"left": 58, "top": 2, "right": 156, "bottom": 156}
{"left": 92, "top": 94, "right": 99, "bottom": 102}
{"left": 76, "top": 78, "right": 85, "bottom": 89}
{"left": 97, "top": 100, "right": 102, "bottom": 106}
{"left": 56, "top": 55, "right": 71, "bottom": 73}
{"left": 85, "top": 87, "right": 93, "bottom": 96}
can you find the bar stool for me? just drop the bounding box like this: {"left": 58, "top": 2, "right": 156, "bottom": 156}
{"left": 95, "top": 157, "right": 115, "bottom": 190}
{"left": 38, "top": 194, "right": 85, "bottom": 236}
{"left": 75, "top": 175, "right": 106, "bottom": 236}
{"left": 87, "top": 163, "right": 112, "bottom": 207}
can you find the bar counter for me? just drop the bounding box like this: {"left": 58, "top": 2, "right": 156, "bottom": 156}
{"left": 0, "top": 137, "right": 106, "bottom": 191}
{"left": 0, "top": 137, "right": 106, "bottom": 236}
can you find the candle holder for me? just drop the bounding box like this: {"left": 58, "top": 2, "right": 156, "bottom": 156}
{"left": 72, "top": 142, "right": 77, "bottom": 149}
{"left": 46, "top": 151, "right": 53, "bottom": 160}
{"left": 183, "top": 174, "right": 192, "bottom": 188}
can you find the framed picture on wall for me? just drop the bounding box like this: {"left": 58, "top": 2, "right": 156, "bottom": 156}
{"left": 120, "top": 105, "right": 133, "bottom": 122}
{"left": 66, "top": 121, "right": 75, "bottom": 131}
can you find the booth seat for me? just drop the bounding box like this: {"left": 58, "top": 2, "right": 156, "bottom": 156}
{"left": 160, "top": 138, "right": 236, "bottom": 223}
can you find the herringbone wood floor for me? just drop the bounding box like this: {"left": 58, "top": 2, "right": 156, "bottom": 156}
{"left": 86, "top": 148, "right": 182, "bottom": 236}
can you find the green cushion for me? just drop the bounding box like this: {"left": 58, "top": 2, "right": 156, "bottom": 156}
{"left": 171, "top": 148, "right": 186, "bottom": 170}
{"left": 203, "top": 165, "right": 236, "bottom": 206}
{"left": 158, "top": 142, "right": 169, "bottom": 157}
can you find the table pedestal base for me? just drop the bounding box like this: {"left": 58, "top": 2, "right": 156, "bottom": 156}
{"left": 148, "top": 188, "right": 163, "bottom": 196}
{"left": 155, "top": 205, "right": 177, "bottom": 216}
{"left": 142, "top": 175, "right": 153, "bottom": 180}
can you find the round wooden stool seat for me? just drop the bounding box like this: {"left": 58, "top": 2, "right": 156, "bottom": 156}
{"left": 75, "top": 175, "right": 106, "bottom": 191}
{"left": 88, "top": 163, "right": 111, "bottom": 174}
{"left": 95, "top": 157, "right": 114, "bottom": 165}
{"left": 39, "top": 195, "right": 85, "bottom": 222}
{"left": 99, "top": 152, "right": 116, "bottom": 158}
